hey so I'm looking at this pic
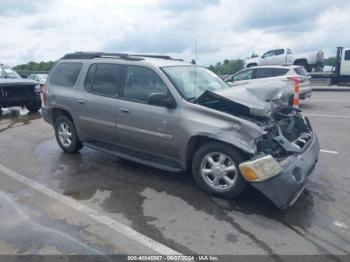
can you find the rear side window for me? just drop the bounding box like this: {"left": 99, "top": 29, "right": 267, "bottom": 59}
{"left": 274, "top": 68, "right": 289, "bottom": 76}
{"left": 84, "top": 63, "right": 122, "bottom": 96}
{"left": 345, "top": 50, "right": 350, "bottom": 60}
{"left": 274, "top": 49, "right": 285, "bottom": 56}
{"left": 50, "top": 62, "right": 82, "bottom": 87}
{"left": 254, "top": 68, "right": 274, "bottom": 79}
{"left": 294, "top": 67, "right": 308, "bottom": 76}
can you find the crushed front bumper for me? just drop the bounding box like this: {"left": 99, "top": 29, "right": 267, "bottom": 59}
{"left": 250, "top": 133, "right": 319, "bottom": 209}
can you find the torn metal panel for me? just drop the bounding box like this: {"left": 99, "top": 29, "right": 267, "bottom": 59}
{"left": 196, "top": 79, "right": 294, "bottom": 118}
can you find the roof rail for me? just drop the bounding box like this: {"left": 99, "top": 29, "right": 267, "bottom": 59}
{"left": 61, "top": 52, "right": 140, "bottom": 60}
{"left": 61, "top": 52, "right": 183, "bottom": 61}
{"left": 131, "top": 54, "right": 184, "bottom": 61}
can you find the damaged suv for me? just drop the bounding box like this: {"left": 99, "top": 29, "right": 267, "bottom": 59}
{"left": 42, "top": 52, "right": 319, "bottom": 209}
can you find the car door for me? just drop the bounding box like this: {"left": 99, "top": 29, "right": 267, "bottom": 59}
{"left": 76, "top": 63, "right": 122, "bottom": 145}
{"left": 260, "top": 50, "right": 276, "bottom": 65}
{"left": 116, "top": 65, "right": 179, "bottom": 160}
{"left": 269, "top": 49, "right": 286, "bottom": 65}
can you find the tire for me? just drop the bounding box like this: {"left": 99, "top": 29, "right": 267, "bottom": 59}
{"left": 26, "top": 101, "right": 41, "bottom": 112}
{"left": 294, "top": 61, "right": 312, "bottom": 72}
{"left": 54, "top": 115, "right": 82, "bottom": 153}
{"left": 192, "top": 142, "right": 248, "bottom": 198}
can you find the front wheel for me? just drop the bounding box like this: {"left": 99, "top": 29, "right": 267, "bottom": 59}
{"left": 192, "top": 142, "right": 248, "bottom": 198}
{"left": 54, "top": 115, "right": 82, "bottom": 153}
{"left": 26, "top": 101, "right": 42, "bottom": 112}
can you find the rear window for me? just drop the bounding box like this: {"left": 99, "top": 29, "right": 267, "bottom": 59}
{"left": 274, "top": 68, "right": 289, "bottom": 76}
{"left": 294, "top": 67, "right": 308, "bottom": 76}
{"left": 50, "top": 62, "right": 82, "bottom": 87}
{"left": 254, "top": 68, "right": 275, "bottom": 79}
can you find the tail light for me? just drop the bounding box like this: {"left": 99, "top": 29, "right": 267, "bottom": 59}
{"left": 42, "top": 85, "right": 49, "bottom": 106}
{"left": 287, "top": 76, "right": 303, "bottom": 83}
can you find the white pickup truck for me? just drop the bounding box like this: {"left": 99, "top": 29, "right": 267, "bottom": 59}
{"left": 244, "top": 48, "right": 324, "bottom": 72}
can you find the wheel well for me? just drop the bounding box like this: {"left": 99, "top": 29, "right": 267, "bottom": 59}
{"left": 52, "top": 108, "right": 73, "bottom": 124}
{"left": 247, "top": 63, "right": 257, "bottom": 68}
{"left": 186, "top": 136, "right": 247, "bottom": 167}
{"left": 294, "top": 59, "right": 308, "bottom": 66}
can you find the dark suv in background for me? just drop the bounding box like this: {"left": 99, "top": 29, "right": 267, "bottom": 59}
{"left": 0, "top": 63, "right": 42, "bottom": 112}
{"left": 42, "top": 52, "right": 319, "bottom": 209}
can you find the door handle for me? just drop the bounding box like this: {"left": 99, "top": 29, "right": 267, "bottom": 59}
{"left": 120, "top": 108, "right": 130, "bottom": 113}
{"left": 76, "top": 99, "right": 85, "bottom": 105}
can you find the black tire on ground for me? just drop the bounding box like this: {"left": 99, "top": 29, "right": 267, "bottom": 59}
{"left": 54, "top": 115, "right": 83, "bottom": 153}
{"left": 294, "top": 61, "right": 312, "bottom": 72}
{"left": 26, "top": 101, "right": 42, "bottom": 112}
{"left": 192, "top": 141, "right": 248, "bottom": 199}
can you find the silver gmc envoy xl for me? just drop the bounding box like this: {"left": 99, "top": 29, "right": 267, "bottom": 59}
{"left": 42, "top": 52, "right": 319, "bottom": 209}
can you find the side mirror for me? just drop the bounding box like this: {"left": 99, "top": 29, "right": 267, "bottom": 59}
{"left": 148, "top": 93, "right": 177, "bottom": 108}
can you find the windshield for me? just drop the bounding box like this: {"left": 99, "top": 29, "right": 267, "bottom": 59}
{"left": 0, "top": 66, "right": 21, "bottom": 79}
{"left": 162, "top": 66, "right": 229, "bottom": 100}
{"left": 38, "top": 74, "right": 48, "bottom": 81}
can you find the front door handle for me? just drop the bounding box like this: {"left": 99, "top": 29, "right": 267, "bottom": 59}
{"left": 120, "top": 108, "right": 130, "bottom": 113}
{"left": 77, "top": 99, "right": 86, "bottom": 105}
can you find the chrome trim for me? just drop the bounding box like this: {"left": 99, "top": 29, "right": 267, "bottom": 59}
{"left": 79, "top": 116, "right": 115, "bottom": 127}
{"left": 116, "top": 124, "right": 173, "bottom": 139}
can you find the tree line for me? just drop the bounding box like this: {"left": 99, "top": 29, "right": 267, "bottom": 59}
{"left": 13, "top": 56, "right": 337, "bottom": 76}
{"left": 13, "top": 61, "right": 55, "bottom": 72}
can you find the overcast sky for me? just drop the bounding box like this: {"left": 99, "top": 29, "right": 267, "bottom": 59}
{"left": 1, "top": 0, "right": 349, "bottom": 66}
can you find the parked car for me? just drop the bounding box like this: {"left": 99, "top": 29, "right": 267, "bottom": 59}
{"left": 27, "top": 73, "right": 48, "bottom": 92}
{"left": 42, "top": 52, "right": 319, "bottom": 209}
{"left": 225, "top": 65, "right": 312, "bottom": 100}
{"left": 0, "top": 63, "right": 42, "bottom": 112}
{"left": 244, "top": 48, "right": 324, "bottom": 72}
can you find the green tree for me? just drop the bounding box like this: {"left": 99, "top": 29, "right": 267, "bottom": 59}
{"left": 250, "top": 53, "right": 259, "bottom": 58}
{"left": 208, "top": 59, "right": 244, "bottom": 75}
{"left": 324, "top": 57, "right": 336, "bottom": 66}
{"left": 13, "top": 61, "right": 55, "bottom": 71}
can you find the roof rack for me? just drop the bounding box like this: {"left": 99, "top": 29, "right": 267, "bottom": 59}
{"left": 131, "top": 54, "right": 184, "bottom": 61}
{"left": 61, "top": 52, "right": 141, "bottom": 60}
{"left": 61, "top": 52, "right": 183, "bottom": 61}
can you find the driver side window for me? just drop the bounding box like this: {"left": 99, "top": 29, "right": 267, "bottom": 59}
{"left": 233, "top": 69, "right": 253, "bottom": 81}
{"left": 122, "top": 66, "right": 168, "bottom": 103}
{"left": 262, "top": 50, "right": 275, "bottom": 58}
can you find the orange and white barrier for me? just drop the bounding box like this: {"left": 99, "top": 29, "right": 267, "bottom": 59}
{"left": 293, "top": 80, "right": 300, "bottom": 109}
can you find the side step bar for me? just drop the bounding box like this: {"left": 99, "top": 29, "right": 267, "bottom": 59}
{"left": 83, "top": 142, "right": 183, "bottom": 173}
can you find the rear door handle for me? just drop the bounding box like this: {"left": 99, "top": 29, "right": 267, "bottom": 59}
{"left": 120, "top": 108, "right": 130, "bottom": 113}
{"left": 77, "top": 99, "right": 85, "bottom": 105}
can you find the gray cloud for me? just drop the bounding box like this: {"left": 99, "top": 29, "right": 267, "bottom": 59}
{"left": 158, "top": 0, "right": 220, "bottom": 11}
{"left": 238, "top": 0, "right": 349, "bottom": 32}
{"left": 0, "top": 0, "right": 48, "bottom": 16}
{"left": 103, "top": 33, "right": 191, "bottom": 54}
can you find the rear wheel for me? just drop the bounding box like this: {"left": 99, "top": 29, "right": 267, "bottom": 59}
{"left": 294, "top": 61, "right": 312, "bottom": 72}
{"left": 192, "top": 142, "right": 248, "bottom": 198}
{"left": 54, "top": 115, "right": 82, "bottom": 153}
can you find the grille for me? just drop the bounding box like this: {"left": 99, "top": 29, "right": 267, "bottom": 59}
{"left": 0, "top": 85, "right": 35, "bottom": 98}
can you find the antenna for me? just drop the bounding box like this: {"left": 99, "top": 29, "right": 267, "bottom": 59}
{"left": 193, "top": 39, "right": 198, "bottom": 99}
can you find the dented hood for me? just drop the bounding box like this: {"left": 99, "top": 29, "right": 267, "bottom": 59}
{"left": 0, "top": 78, "right": 37, "bottom": 87}
{"left": 211, "top": 80, "right": 294, "bottom": 117}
